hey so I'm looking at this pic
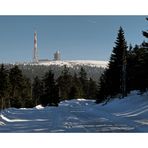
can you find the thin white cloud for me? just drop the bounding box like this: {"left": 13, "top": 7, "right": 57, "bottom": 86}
{"left": 87, "top": 20, "right": 97, "bottom": 24}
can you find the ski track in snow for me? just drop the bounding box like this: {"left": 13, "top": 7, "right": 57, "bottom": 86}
{"left": 0, "top": 92, "right": 148, "bottom": 132}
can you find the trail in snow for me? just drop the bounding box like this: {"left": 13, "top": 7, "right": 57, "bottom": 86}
{"left": 0, "top": 91, "right": 148, "bottom": 132}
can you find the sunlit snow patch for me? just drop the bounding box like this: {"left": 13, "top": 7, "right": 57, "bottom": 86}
{"left": 0, "top": 114, "right": 30, "bottom": 122}
{"left": 20, "top": 108, "right": 27, "bottom": 110}
{"left": 135, "top": 119, "right": 148, "bottom": 125}
{"left": 77, "top": 99, "right": 86, "bottom": 101}
{"left": 35, "top": 105, "right": 44, "bottom": 110}
{"left": 0, "top": 121, "right": 5, "bottom": 125}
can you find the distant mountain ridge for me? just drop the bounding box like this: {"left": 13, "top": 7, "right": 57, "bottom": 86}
{"left": 3, "top": 60, "right": 108, "bottom": 81}
{"left": 32, "top": 60, "right": 108, "bottom": 68}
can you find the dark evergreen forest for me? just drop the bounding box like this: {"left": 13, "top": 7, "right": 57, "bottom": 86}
{"left": 0, "top": 64, "right": 99, "bottom": 109}
{"left": 96, "top": 18, "right": 148, "bottom": 103}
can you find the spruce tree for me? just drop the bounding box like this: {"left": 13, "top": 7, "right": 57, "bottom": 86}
{"left": 129, "top": 45, "right": 145, "bottom": 91}
{"left": 96, "top": 71, "right": 108, "bottom": 103}
{"left": 32, "top": 76, "right": 43, "bottom": 106}
{"left": 142, "top": 18, "right": 148, "bottom": 47}
{"left": 127, "top": 17, "right": 148, "bottom": 92}
{"left": 97, "top": 27, "right": 128, "bottom": 103}
{"left": 9, "top": 65, "right": 31, "bottom": 108}
{"left": 0, "top": 64, "right": 10, "bottom": 109}
{"left": 109, "top": 27, "right": 128, "bottom": 97}
{"left": 22, "top": 78, "right": 33, "bottom": 107}
{"left": 69, "top": 85, "right": 79, "bottom": 99}
{"left": 68, "top": 73, "right": 83, "bottom": 99}
{"left": 87, "top": 78, "right": 97, "bottom": 99}
{"left": 57, "top": 65, "right": 73, "bottom": 100}
{"left": 126, "top": 44, "right": 135, "bottom": 92}
{"left": 141, "top": 18, "right": 148, "bottom": 90}
{"left": 73, "top": 73, "right": 83, "bottom": 98}
{"left": 79, "top": 67, "right": 88, "bottom": 98}
{"left": 41, "top": 70, "right": 59, "bottom": 106}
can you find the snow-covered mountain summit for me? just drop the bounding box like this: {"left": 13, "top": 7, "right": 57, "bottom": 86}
{"left": 35, "top": 60, "right": 108, "bottom": 68}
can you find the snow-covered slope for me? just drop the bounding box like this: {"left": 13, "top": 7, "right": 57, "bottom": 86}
{"left": 0, "top": 91, "right": 148, "bottom": 132}
{"left": 35, "top": 60, "right": 108, "bottom": 68}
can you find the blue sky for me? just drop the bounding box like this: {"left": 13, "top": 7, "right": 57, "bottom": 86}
{"left": 0, "top": 16, "right": 147, "bottom": 63}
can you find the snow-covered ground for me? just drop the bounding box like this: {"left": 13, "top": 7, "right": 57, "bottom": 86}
{"left": 0, "top": 91, "right": 148, "bottom": 132}
{"left": 34, "top": 60, "right": 108, "bottom": 68}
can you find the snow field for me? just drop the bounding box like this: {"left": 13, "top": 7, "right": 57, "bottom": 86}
{"left": 0, "top": 91, "right": 148, "bottom": 132}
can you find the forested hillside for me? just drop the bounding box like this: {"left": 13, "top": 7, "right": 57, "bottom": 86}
{"left": 0, "top": 64, "right": 103, "bottom": 109}
{"left": 4, "top": 63, "right": 105, "bottom": 82}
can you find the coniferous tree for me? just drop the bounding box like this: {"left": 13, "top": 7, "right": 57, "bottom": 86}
{"left": 9, "top": 66, "right": 23, "bottom": 98}
{"left": 109, "top": 27, "right": 128, "bottom": 97}
{"left": 96, "top": 71, "right": 109, "bottom": 103}
{"left": 126, "top": 44, "right": 136, "bottom": 92}
{"left": 41, "top": 70, "right": 59, "bottom": 106}
{"left": 32, "top": 76, "right": 43, "bottom": 106}
{"left": 141, "top": 18, "right": 148, "bottom": 91}
{"left": 0, "top": 64, "right": 10, "bottom": 109}
{"left": 79, "top": 67, "right": 88, "bottom": 98}
{"left": 128, "top": 45, "right": 144, "bottom": 91}
{"left": 124, "top": 41, "right": 148, "bottom": 93}
{"left": 87, "top": 78, "right": 97, "bottom": 99}
{"left": 69, "top": 85, "right": 79, "bottom": 99}
{"left": 142, "top": 18, "right": 148, "bottom": 47}
{"left": 73, "top": 73, "right": 84, "bottom": 98}
{"left": 68, "top": 73, "right": 83, "bottom": 99}
{"left": 9, "top": 65, "right": 31, "bottom": 108}
{"left": 57, "top": 65, "right": 73, "bottom": 100}
{"left": 135, "top": 44, "right": 148, "bottom": 92}
{"left": 22, "top": 78, "right": 33, "bottom": 107}
{"left": 97, "top": 27, "right": 128, "bottom": 103}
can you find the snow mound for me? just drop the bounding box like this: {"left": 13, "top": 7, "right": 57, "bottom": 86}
{"left": 35, "top": 105, "right": 44, "bottom": 110}
{"left": 77, "top": 98, "right": 86, "bottom": 101}
{"left": 20, "top": 108, "right": 27, "bottom": 110}
{"left": 100, "top": 91, "right": 148, "bottom": 112}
